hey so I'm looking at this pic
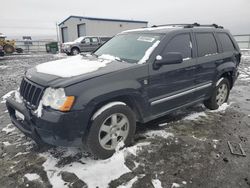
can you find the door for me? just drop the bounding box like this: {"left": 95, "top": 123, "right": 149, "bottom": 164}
{"left": 148, "top": 32, "right": 197, "bottom": 116}
{"left": 61, "top": 27, "right": 68, "bottom": 43}
{"left": 77, "top": 24, "right": 86, "bottom": 37}
{"left": 90, "top": 37, "right": 101, "bottom": 51}
{"left": 79, "top": 37, "right": 92, "bottom": 52}
{"left": 193, "top": 32, "right": 219, "bottom": 100}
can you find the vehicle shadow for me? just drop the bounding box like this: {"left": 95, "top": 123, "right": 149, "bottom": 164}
{"left": 134, "top": 104, "right": 206, "bottom": 139}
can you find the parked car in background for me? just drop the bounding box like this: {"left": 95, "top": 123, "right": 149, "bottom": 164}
{"left": 62, "top": 36, "right": 111, "bottom": 55}
{"left": 0, "top": 45, "right": 5, "bottom": 56}
{"left": 6, "top": 23, "right": 241, "bottom": 159}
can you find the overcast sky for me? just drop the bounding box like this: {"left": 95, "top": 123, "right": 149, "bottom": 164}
{"left": 1, "top": 0, "right": 250, "bottom": 39}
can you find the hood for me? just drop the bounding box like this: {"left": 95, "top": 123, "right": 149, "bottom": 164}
{"left": 26, "top": 55, "right": 137, "bottom": 88}
{"left": 63, "top": 42, "right": 75, "bottom": 45}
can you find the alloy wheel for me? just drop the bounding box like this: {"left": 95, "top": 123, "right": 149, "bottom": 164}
{"left": 98, "top": 113, "right": 129, "bottom": 150}
{"left": 216, "top": 83, "right": 228, "bottom": 106}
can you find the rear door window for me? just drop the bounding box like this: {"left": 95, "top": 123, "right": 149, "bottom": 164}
{"left": 91, "top": 37, "right": 99, "bottom": 44}
{"left": 162, "top": 34, "right": 192, "bottom": 59}
{"left": 218, "top": 33, "right": 235, "bottom": 52}
{"left": 196, "top": 33, "right": 218, "bottom": 57}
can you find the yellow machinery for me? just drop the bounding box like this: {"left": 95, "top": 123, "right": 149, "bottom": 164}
{"left": 0, "top": 33, "right": 16, "bottom": 54}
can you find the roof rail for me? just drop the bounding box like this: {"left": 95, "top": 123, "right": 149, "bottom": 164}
{"left": 151, "top": 23, "right": 224, "bottom": 29}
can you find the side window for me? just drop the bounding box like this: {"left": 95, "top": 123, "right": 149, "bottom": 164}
{"left": 162, "top": 34, "right": 192, "bottom": 59}
{"left": 91, "top": 37, "right": 99, "bottom": 44}
{"left": 218, "top": 33, "right": 235, "bottom": 52}
{"left": 196, "top": 33, "right": 218, "bottom": 57}
{"left": 83, "top": 38, "right": 90, "bottom": 44}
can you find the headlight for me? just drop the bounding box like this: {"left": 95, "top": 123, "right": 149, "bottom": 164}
{"left": 42, "top": 88, "right": 75, "bottom": 111}
{"left": 63, "top": 44, "right": 70, "bottom": 48}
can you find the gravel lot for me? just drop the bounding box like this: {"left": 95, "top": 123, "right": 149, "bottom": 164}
{"left": 0, "top": 53, "right": 250, "bottom": 188}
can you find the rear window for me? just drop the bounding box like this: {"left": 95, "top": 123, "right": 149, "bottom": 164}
{"left": 162, "top": 34, "right": 192, "bottom": 59}
{"left": 218, "top": 33, "right": 235, "bottom": 52}
{"left": 196, "top": 33, "right": 218, "bottom": 57}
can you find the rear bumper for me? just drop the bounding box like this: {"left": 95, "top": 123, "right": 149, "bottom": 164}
{"left": 232, "top": 70, "right": 239, "bottom": 87}
{"left": 6, "top": 98, "right": 88, "bottom": 147}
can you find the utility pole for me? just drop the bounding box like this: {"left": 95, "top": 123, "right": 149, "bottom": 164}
{"left": 55, "top": 22, "right": 61, "bottom": 53}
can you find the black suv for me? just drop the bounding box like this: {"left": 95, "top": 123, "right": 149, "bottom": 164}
{"left": 6, "top": 23, "right": 241, "bottom": 159}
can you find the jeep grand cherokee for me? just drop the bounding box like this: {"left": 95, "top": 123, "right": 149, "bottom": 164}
{"left": 6, "top": 23, "right": 241, "bottom": 159}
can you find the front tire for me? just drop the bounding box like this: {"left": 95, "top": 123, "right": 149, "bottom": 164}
{"left": 85, "top": 104, "right": 136, "bottom": 159}
{"left": 71, "top": 47, "right": 80, "bottom": 55}
{"left": 204, "top": 77, "right": 230, "bottom": 110}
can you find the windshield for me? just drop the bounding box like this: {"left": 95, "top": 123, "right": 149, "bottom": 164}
{"left": 74, "top": 37, "right": 85, "bottom": 43}
{"left": 94, "top": 33, "right": 162, "bottom": 63}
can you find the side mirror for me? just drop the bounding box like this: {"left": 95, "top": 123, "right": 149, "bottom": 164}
{"left": 81, "top": 40, "right": 85, "bottom": 44}
{"left": 154, "top": 52, "right": 183, "bottom": 69}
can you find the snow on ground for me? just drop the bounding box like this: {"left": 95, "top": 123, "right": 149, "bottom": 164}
{"left": 210, "top": 103, "right": 231, "bottom": 113}
{"left": 41, "top": 142, "right": 151, "bottom": 188}
{"left": 2, "top": 124, "right": 16, "bottom": 134}
{"left": 184, "top": 111, "right": 207, "bottom": 121}
{"left": 158, "top": 122, "right": 168, "bottom": 127}
{"left": 24, "top": 173, "right": 41, "bottom": 181}
{"left": 117, "top": 176, "right": 138, "bottom": 188}
{"left": 0, "top": 65, "right": 8, "bottom": 70}
{"left": 3, "top": 141, "right": 11, "bottom": 146}
{"left": 151, "top": 179, "right": 163, "bottom": 188}
{"left": 145, "top": 130, "right": 174, "bottom": 139}
{"left": 171, "top": 183, "right": 181, "bottom": 188}
{"left": 183, "top": 103, "right": 231, "bottom": 121}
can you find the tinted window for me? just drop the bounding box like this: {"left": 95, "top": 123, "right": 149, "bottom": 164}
{"left": 196, "top": 33, "right": 218, "bottom": 57}
{"left": 218, "top": 33, "right": 235, "bottom": 52}
{"left": 163, "top": 34, "right": 192, "bottom": 59}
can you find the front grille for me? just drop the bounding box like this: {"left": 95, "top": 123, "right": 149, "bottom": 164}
{"left": 20, "top": 78, "right": 44, "bottom": 109}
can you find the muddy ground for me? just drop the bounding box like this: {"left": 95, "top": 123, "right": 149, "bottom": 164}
{"left": 0, "top": 53, "right": 250, "bottom": 188}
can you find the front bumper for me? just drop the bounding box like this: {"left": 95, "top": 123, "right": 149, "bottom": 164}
{"left": 6, "top": 98, "right": 88, "bottom": 147}
{"left": 61, "top": 47, "right": 71, "bottom": 54}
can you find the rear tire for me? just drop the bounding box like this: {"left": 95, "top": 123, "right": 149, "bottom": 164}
{"left": 85, "top": 104, "right": 136, "bottom": 159}
{"left": 204, "top": 77, "right": 230, "bottom": 110}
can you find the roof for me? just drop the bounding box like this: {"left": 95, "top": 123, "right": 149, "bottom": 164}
{"left": 122, "top": 24, "right": 225, "bottom": 34}
{"left": 59, "top": 16, "right": 148, "bottom": 26}
{"left": 122, "top": 26, "right": 184, "bottom": 34}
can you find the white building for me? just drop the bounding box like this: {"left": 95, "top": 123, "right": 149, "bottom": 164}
{"left": 58, "top": 16, "right": 148, "bottom": 43}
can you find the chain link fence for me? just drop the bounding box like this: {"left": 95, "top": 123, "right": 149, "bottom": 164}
{"left": 15, "top": 40, "right": 58, "bottom": 53}
{"left": 233, "top": 34, "right": 250, "bottom": 50}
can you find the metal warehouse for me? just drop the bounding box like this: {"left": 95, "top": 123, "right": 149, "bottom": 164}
{"left": 58, "top": 16, "right": 148, "bottom": 43}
